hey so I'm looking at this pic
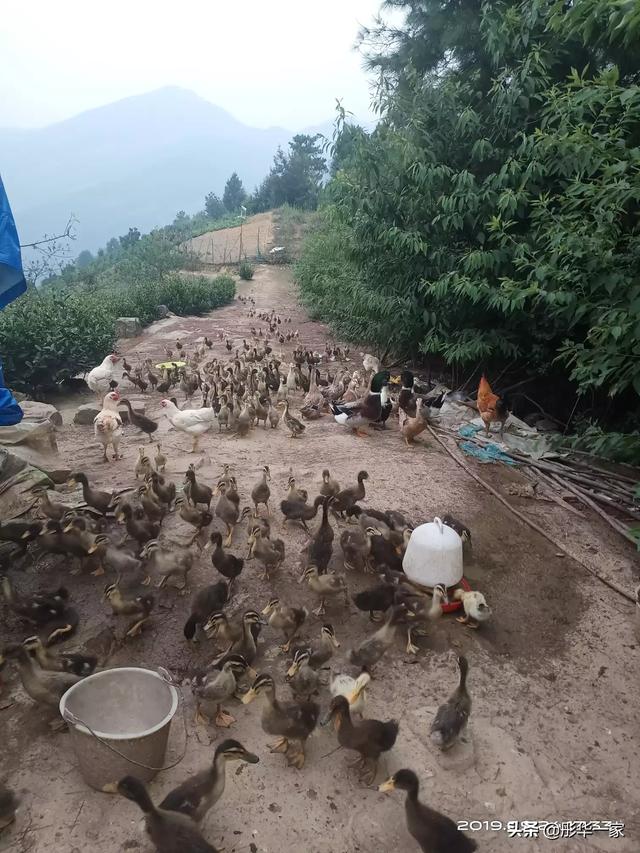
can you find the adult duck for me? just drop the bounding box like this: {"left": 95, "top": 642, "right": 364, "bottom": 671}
{"left": 329, "top": 370, "right": 390, "bottom": 436}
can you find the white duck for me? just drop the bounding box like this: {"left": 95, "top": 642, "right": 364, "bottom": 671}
{"left": 86, "top": 354, "right": 121, "bottom": 399}
{"left": 160, "top": 398, "right": 216, "bottom": 453}
{"left": 453, "top": 589, "right": 491, "bottom": 629}
{"left": 330, "top": 670, "right": 370, "bottom": 716}
{"left": 94, "top": 391, "right": 123, "bottom": 462}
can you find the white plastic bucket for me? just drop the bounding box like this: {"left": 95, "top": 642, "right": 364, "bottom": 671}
{"left": 402, "top": 516, "right": 463, "bottom": 588}
{"left": 60, "top": 667, "right": 179, "bottom": 791}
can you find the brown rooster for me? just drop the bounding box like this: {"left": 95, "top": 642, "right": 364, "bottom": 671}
{"left": 476, "top": 375, "right": 509, "bottom": 437}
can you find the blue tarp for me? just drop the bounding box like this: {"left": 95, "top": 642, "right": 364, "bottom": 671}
{"left": 0, "top": 177, "right": 25, "bottom": 425}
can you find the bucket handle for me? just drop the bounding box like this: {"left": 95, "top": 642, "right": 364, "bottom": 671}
{"left": 433, "top": 516, "right": 444, "bottom": 534}
{"left": 61, "top": 669, "right": 188, "bottom": 773}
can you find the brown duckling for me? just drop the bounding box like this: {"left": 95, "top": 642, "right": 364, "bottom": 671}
{"left": 208, "top": 531, "right": 244, "bottom": 592}
{"left": 148, "top": 471, "right": 176, "bottom": 510}
{"left": 261, "top": 598, "right": 307, "bottom": 652}
{"left": 38, "top": 520, "right": 95, "bottom": 569}
{"left": 115, "top": 776, "right": 219, "bottom": 853}
{"left": 68, "top": 472, "right": 115, "bottom": 514}
{"left": 160, "top": 739, "right": 258, "bottom": 820}
{"left": 234, "top": 399, "right": 252, "bottom": 436}
{"left": 191, "top": 657, "right": 254, "bottom": 727}
{"left": 141, "top": 540, "right": 194, "bottom": 591}
{"left": 295, "top": 623, "right": 340, "bottom": 669}
{"left": 137, "top": 484, "right": 166, "bottom": 523}
{"left": 442, "top": 513, "right": 472, "bottom": 553}
{"left": 104, "top": 581, "right": 154, "bottom": 637}
{"left": 248, "top": 527, "right": 285, "bottom": 581}
{"left": 0, "top": 518, "right": 42, "bottom": 554}
{"left": 332, "top": 470, "right": 368, "bottom": 517}
{"left": 135, "top": 448, "right": 155, "bottom": 480}
{"left": 154, "top": 443, "right": 167, "bottom": 473}
{"left": 1, "top": 576, "right": 69, "bottom": 625}
{"left": 352, "top": 575, "right": 399, "bottom": 622}
{"left": 286, "top": 649, "right": 319, "bottom": 699}
{"left": 184, "top": 466, "right": 213, "bottom": 509}
{"left": 401, "top": 584, "right": 445, "bottom": 654}
{"left": 321, "top": 695, "right": 399, "bottom": 784}
{"left": 242, "top": 673, "right": 319, "bottom": 769}
{"left": 9, "top": 644, "right": 82, "bottom": 711}
{"left": 214, "top": 482, "right": 240, "bottom": 547}
{"left": 348, "top": 605, "right": 407, "bottom": 669}
{"left": 183, "top": 581, "right": 229, "bottom": 641}
{"left": 285, "top": 476, "right": 308, "bottom": 503}
{"left": 175, "top": 496, "right": 213, "bottom": 546}
{"left": 379, "top": 769, "right": 477, "bottom": 852}
{"left": 250, "top": 465, "right": 271, "bottom": 515}
{"left": 22, "top": 635, "right": 98, "bottom": 677}
{"left": 340, "top": 525, "right": 377, "bottom": 573}
{"left": 430, "top": 655, "right": 471, "bottom": 750}
{"left": 117, "top": 503, "right": 161, "bottom": 548}
{"left": 278, "top": 400, "right": 305, "bottom": 438}
{"left": 267, "top": 398, "right": 280, "bottom": 428}
{"left": 33, "top": 486, "right": 69, "bottom": 522}
{"left": 300, "top": 566, "right": 347, "bottom": 616}
{"left": 320, "top": 468, "right": 340, "bottom": 497}
{"left": 121, "top": 398, "right": 158, "bottom": 441}
{"left": 241, "top": 507, "right": 271, "bottom": 541}
{"left": 280, "top": 493, "right": 324, "bottom": 533}
{"left": 204, "top": 610, "right": 264, "bottom": 664}
{"left": 305, "top": 496, "right": 334, "bottom": 574}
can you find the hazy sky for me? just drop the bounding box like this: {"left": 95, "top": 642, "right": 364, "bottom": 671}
{"left": 1, "top": 0, "right": 390, "bottom": 130}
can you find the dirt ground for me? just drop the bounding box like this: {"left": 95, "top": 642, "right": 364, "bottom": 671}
{"left": 185, "top": 212, "right": 274, "bottom": 265}
{"left": 1, "top": 262, "right": 639, "bottom": 853}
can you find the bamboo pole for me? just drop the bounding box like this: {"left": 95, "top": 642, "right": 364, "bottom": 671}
{"left": 426, "top": 425, "right": 636, "bottom": 603}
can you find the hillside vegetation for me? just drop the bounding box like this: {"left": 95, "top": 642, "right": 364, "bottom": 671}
{"left": 1, "top": 229, "right": 234, "bottom": 394}
{"left": 296, "top": 0, "right": 640, "bottom": 461}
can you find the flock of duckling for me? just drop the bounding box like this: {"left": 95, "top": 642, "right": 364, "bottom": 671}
{"left": 0, "top": 298, "right": 487, "bottom": 853}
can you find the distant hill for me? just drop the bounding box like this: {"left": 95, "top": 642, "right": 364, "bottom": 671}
{"left": 0, "top": 87, "right": 331, "bottom": 254}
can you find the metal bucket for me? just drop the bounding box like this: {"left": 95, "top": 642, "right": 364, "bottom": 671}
{"left": 59, "top": 667, "right": 179, "bottom": 791}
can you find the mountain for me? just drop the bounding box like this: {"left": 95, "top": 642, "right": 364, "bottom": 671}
{"left": 0, "top": 87, "right": 314, "bottom": 254}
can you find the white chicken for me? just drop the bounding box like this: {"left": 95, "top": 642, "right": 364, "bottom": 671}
{"left": 94, "top": 391, "right": 123, "bottom": 462}
{"left": 86, "top": 353, "right": 121, "bottom": 399}
{"left": 160, "top": 399, "right": 216, "bottom": 453}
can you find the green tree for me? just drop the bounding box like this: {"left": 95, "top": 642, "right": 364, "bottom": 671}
{"left": 204, "top": 191, "right": 225, "bottom": 218}
{"left": 298, "top": 0, "right": 640, "bottom": 424}
{"left": 223, "top": 173, "right": 246, "bottom": 212}
{"left": 270, "top": 134, "right": 326, "bottom": 209}
{"left": 119, "top": 227, "right": 141, "bottom": 249}
{"left": 76, "top": 249, "right": 94, "bottom": 269}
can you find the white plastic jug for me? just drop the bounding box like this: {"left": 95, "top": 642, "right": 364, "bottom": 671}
{"left": 402, "top": 517, "right": 463, "bottom": 588}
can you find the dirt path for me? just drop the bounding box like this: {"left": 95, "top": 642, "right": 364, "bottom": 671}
{"left": 1, "top": 264, "right": 639, "bottom": 853}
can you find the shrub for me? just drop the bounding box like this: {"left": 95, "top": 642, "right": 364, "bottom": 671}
{"left": 0, "top": 289, "right": 117, "bottom": 393}
{"left": 0, "top": 273, "right": 235, "bottom": 394}
{"left": 238, "top": 260, "right": 254, "bottom": 281}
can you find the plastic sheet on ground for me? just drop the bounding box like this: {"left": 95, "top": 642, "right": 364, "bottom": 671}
{"left": 434, "top": 396, "right": 555, "bottom": 460}
{"left": 459, "top": 440, "right": 517, "bottom": 465}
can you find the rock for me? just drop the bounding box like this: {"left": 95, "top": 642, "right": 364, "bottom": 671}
{"left": 115, "top": 317, "right": 142, "bottom": 338}
{"left": 74, "top": 404, "right": 100, "bottom": 425}
{"left": 0, "top": 420, "right": 57, "bottom": 451}
{"left": 20, "top": 400, "right": 63, "bottom": 427}
{"left": 156, "top": 305, "right": 170, "bottom": 319}
{"left": 74, "top": 402, "right": 146, "bottom": 425}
